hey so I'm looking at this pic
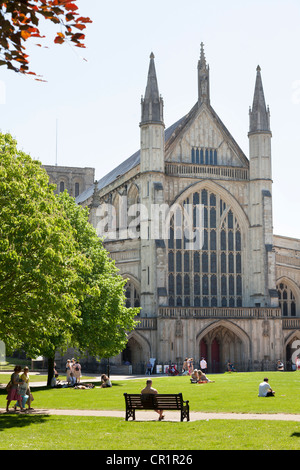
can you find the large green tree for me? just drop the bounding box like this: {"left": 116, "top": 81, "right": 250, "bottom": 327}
{"left": 0, "top": 133, "right": 138, "bottom": 384}
{"left": 0, "top": 132, "right": 88, "bottom": 357}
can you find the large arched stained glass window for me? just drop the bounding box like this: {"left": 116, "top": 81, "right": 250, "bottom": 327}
{"left": 167, "top": 189, "right": 243, "bottom": 308}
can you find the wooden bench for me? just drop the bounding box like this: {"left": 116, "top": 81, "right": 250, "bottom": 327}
{"left": 123, "top": 393, "right": 190, "bottom": 421}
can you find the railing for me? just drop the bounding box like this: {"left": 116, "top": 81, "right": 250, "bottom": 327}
{"left": 165, "top": 162, "right": 249, "bottom": 181}
{"left": 282, "top": 318, "right": 300, "bottom": 329}
{"left": 135, "top": 317, "right": 157, "bottom": 330}
{"left": 134, "top": 310, "right": 300, "bottom": 328}
{"left": 158, "top": 306, "right": 282, "bottom": 319}
{"left": 276, "top": 254, "right": 300, "bottom": 268}
{"left": 109, "top": 249, "right": 140, "bottom": 263}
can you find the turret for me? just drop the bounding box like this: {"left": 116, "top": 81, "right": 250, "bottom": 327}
{"left": 248, "top": 66, "right": 272, "bottom": 182}
{"left": 140, "top": 52, "right": 164, "bottom": 126}
{"left": 140, "top": 53, "right": 165, "bottom": 174}
{"left": 198, "top": 42, "right": 210, "bottom": 106}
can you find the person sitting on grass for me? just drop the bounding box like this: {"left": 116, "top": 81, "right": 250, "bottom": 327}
{"left": 197, "top": 370, "right": 215, "bottom": 383}
{"left": 190, "top": 369, "right": 199, "bottom": 383}
{"left": 227, "top": 362, "right": 236, "bottom": 372}
{"left": 100, "top": 374, "right": 112, "bottom": 388}
{"left": 258, "top": 377, "right": 275, "bottom": 397}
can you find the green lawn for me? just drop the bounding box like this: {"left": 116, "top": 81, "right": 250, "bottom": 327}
{"left": 2, "top": 371, "right": 299, "bottom": 414}
{"left": 1, "top": 414, "right": 300, "bottom": 450}
{"left": 0, "top": 373, "right": 96, "bottom": 383}
{"left": 1, "top": 371, "right": 300, "bottom": 450}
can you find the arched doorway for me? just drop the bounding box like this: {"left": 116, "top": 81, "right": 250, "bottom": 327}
{"left": 285, "top": 333, "right": 300, "bottom": 371}
{"left": 198, "top": 321, "right": 250, "bottom": 372}
{"left": 122, "top": 333, "right": 151, "bottom": 374}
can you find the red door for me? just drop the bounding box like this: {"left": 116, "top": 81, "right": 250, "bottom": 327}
{"left": 200, "top": 339, "right": 207, "bottom": 360}
{"left": 211, "top": 338, "right": 220, "bottom": 373}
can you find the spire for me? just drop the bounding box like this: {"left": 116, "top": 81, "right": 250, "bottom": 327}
{"left": 198, "top": 42, "right": 210, "bottom": 106}
{"left": 140, "top": 52, "right": 164, "bottom": 125}
{"left": 199, "top": 41, "right": 207, "bottom": 69}
{"left": 249, "top": 65, "right": 271, "bottom": 134}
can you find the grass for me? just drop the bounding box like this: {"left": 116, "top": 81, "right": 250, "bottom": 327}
{"left": 0, "top": 373, "right": 96, "bottom": 383}
{"left": 2, "top": 371, "right": 299, "bottom": 414}
{"left": 1, "top": 371, "right": 300, "bottom": 450}
{"left": 1, "top": 415, "right": 300, "bottom": 450}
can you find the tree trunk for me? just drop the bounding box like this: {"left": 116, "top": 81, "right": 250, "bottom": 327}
{"left": 47, "top": 355, "right": 55, "bottom": 387}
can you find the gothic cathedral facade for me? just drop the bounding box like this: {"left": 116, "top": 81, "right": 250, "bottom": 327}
{"left": 77, "top": 45, "right": 300, "bottom": 372}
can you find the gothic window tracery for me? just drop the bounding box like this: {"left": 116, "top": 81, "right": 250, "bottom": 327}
{"left": 191, "top": 147, "right": 217, "bottom": 165}
{"left": 125, "top": 281, "right": 140, "bottom": 310}
{"left": 167, "top": 189, "right": 242, "bottom": 307}
{"left": 277, "top": 282, "right": 297, "bottom": 317}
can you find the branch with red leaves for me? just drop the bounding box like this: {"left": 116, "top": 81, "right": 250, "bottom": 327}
{"left": 0, "top": 0, "right": 92, "bottom": 79}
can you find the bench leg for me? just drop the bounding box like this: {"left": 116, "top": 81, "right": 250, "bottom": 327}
{"left": 126, "top": 409, "right": 136, "bottom": 421}
{"left": 181, "top": 408, "right": 190, "bottom": 422}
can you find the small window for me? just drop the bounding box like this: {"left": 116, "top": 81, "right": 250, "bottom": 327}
{"left": 75, "top": 182, "right": 80, "bottom": 197}
{"left": 59, "top": 181, "right": 65, "bottom": 193}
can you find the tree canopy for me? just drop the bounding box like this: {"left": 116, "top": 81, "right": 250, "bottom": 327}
{"left": 0, "top": 133, "right": 138, "bottom": 368}
{"left": 0, "top": 0, "right": 92, "bottom": 78}
{"left": 0, "top": 132, "right": 87, "bottom": 356}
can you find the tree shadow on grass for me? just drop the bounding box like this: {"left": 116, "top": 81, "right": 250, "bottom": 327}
{"left": 291, "top": 432, "right": 300, "bottom": 438}
{"left": 0, "top": 413, "right": 49, "bottom": 431}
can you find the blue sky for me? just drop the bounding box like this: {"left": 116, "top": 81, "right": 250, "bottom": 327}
{"left": 0, "top": 0, "right": 299, "bottom": 239}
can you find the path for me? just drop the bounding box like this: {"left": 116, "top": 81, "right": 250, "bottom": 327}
{"left": 1, "top": 407, "right": 300, "bottom": 422}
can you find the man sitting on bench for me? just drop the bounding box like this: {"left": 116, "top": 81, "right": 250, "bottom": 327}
{"left": 141, "top": 379, "right": 165, "bottom": 421}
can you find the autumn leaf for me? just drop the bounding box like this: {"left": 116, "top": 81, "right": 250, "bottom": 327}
{"left": 21, "top": 30, "right": 32, "bottom": 40}
{"left": 0, "top": 0, "right": 92, "bottom": 79}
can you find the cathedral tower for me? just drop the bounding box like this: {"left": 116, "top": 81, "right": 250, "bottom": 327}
{"left": 139, "top": 53, "right": 165, "bottom": 317}
{"left": 248, "top": 66, "right": 277, "bottom": 307}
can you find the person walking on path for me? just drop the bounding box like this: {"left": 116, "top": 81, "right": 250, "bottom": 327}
{"left": 182, "top": 358, "right": 188, "bottom": 375}
{"left": 14, "top": 366, "right": 33, "bottom": 411}
{"left": 6, "top": 366, "right": 24, "bottom": 412}
{"left": 200, "top": 357, "right": 207, "bottom": 374}
{"left": 141, "top": 379, "right": 164, "bottom": 421}
{"left": 187, "top": 358, "right": 194, "bottom": 375}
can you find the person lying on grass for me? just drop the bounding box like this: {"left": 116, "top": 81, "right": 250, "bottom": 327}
{"left": 197, "top": 370, "right": 215, "bottom": 383}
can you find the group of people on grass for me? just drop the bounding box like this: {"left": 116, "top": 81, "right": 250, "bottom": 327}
{"left": 190, "top": 368, "right": 215, "bottom": 384}
{"left": 65, "top": 358, "right": 82, "bottom": 386}
{"left": 6, "top": 365, "right": 33, "bottom": 412}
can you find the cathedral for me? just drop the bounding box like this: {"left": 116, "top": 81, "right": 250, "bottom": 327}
{"left": 73, "top": 44, "right": 300, "bottom": 373}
